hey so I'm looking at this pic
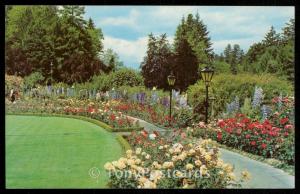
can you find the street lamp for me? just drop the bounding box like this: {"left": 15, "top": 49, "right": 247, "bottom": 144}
{"left": 50, "top": 62, "right": 53, "bottom": 84}
{"left": 200, "top": 66, "right": 214, "bottom": 124}
{"left": 167, "top": 72, "right": 176, "bottom": 126}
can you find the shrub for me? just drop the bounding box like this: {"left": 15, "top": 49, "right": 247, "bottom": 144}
{"left": 90, "top": 68, "right": 144, "bottom": 91}
{"left": 104, "top": 138, "right": 250, "bottom": 188}
{"left": 187, "top": 73, "right": 293, "bottom": 120}
{"left": 24, "top": 71, "right": 44, "bottom": 88}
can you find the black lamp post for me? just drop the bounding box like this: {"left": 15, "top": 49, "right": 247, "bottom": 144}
{"left": 200, "top": 66, "right": 214, "bottom": 124}
{"left": 50, "top": 62, "right": 53, "bottom": 84}
{"left": 167, "top": 72, "right": 176, "bottom": 126}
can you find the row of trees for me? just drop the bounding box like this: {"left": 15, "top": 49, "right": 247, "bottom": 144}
{"left": 141, "top": 13, "right": 213, "bottom": 91}
{"left": 5, "top": 6, "right": 122, "bottom": 84}
{"left": 213, "top": 19, "right": 294, "bottom": 80}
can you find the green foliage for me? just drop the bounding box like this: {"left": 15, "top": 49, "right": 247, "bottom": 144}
{"left": 141, "top": 33, "right": 173, "bottom": 90}
{"left": 240, "top": 98, "right": 253, "bottom": 117}
{"left": 242, "top": 20, "right": 294, "bottom": 81}
{"left": 90, "top": 68, "right": 144, "bottom": 91}
{"left": 5, "top": 5, "right": 105, "bottom": 83}
{"left": 24, "top": 72, "right": 44, "bottom": 88}
{"left": 187, "top": 73, "right": 293, "bottom": 119}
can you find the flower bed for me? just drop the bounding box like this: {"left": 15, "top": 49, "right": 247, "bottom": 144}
{"left": 5, "top": 99, "right": 142, "bottom": 132}
{"left": 104, "top": 129, "right": 250, "bottom": 189}
{"left": 190, "top": 114, "right": 294, "bottom": 165}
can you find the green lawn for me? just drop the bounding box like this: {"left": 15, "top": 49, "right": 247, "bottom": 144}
{"left": 5, "top": 115, "right": 123, "bottom": 188}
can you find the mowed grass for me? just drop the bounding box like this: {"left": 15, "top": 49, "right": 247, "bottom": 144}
{"left": 5, "top": 115, "right": 123, "bottom": 188}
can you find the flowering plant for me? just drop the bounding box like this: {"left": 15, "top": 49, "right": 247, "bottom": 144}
{"left": 104, "top": 139, "right": 250, "bottom": 188}
{"left": 196, "top": 114, "right": 295, "bottom": 164}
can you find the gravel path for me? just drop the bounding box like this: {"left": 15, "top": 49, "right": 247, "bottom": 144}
{"left": 127, "top": 115, "right": 295, "bottom": 189}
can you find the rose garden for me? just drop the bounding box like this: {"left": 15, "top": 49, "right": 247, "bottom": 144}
{"left": 5, "top": 6, "right": 295, "bottom": 189}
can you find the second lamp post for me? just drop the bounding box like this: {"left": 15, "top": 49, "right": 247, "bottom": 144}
{"left": 167, "top": 72, "right": 176, "bottom": 126}
{"left": 200, "top": 66, "right": 214, "bottom": 124}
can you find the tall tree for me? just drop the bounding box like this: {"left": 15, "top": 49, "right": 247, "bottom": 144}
{"left": 141, "top": 33, "right": 173, "bottom": 89}
{"left": 262, "top": 26, "right": 280, "bottom": 47}
{"left": 173, "top": 29, "right": 199, "bottom": 91}
{"left": 174, "top": 13, "right": 213, "bottom": 68}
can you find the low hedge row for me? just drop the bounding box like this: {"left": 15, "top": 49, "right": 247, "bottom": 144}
{"left": 111, "top": 127, "right": 144, "bottom": 132}
{"left": 115, "top": 134, "right": 131, "bottom": 152}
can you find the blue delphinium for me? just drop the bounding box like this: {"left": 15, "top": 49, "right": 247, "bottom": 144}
{"left": 251, "top": 86, "right": 264, "bottom": 109}
{"left": 261, "top": 105, "right": 272, "bottom": 120}
{"left": 226, "top": 96, "right": 239, "bottom": 115}
{"left": 278, "top": 93, "right": 282, "bottom": 110}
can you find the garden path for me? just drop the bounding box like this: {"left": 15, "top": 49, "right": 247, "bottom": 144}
{"left": 127, "top": 116, "right": 295, "bottom": 189}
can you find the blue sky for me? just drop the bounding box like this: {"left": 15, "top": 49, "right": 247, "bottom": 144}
{"left": 84, "top": 6, "right": 294, "bottom": 69}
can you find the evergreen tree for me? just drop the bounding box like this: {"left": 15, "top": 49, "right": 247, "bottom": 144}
{"left": 223, "top": 44, "right": 232, "bottom": 64}
{"left": 173, "top": 31, "right": 198, "bottom": 91}
{"left": 263, "top": 26, "right": 280, "bottom": 47}
{"left": 141, "top": 33, "right": 173, "bottom": 89}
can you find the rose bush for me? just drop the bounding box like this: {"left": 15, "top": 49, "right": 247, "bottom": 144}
{"left": 191, "top": 114, "right": 294, "bottom": 165}
{"left": 104, "top": 138, "right": 250, "bottom": 188}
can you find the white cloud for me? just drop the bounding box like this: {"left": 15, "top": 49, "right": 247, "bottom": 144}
{"left": 103, "top": 35, "right": 174, "bottom": 69}
{"left": 98, "top": 9, "right": 139, "bottom": 28}
{"left": 103, "top": 36, "right": 148, "bottom": 68}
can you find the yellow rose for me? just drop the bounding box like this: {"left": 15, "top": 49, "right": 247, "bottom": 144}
{"left": 168, "top": 148, "right": 174, "bottom": 154}
{"left": 116, "top": 161, "right": 126, "bottom": 169}
{"left": 112, "top": 161, "right": 118, "bottom": 167}
{"left": 175, "top": 170, "right": 184, "bottom": 178}
{"left": 138, "top": 177, "right": 148, "bottom": 184}
{"left": 127, "top": 159, "right": 135, "bottom": 166}
{"left": 188, "top": 149, "right": 196, "bottom": 156}
{"left": 164, "top": 145, "right": 169, "bottom": 149}
{"left": 204, "top": 154, "right": 211, "bottom": 162}
{"left": 104, "top": 162, "right": 115, "bottom": 171}
{"left": 172, "top": 155, "right": 178, "bottom": 162}
{"left": 136, "top": 148, "right": 142, "bottom": 155}
{"left": 143, "top": 180, "right": 156, "bottom": 188}
{"left": 185, "top": 163, "right": 194, "bottom": 170}
{"left": 195, "top": 160, "right": 202, "bottom": 167}
{"left": 135, "top": 158, "right": 141, "bottom": 165}
{"left": 145, "top": 154, "right": 151, "bottom": 160}
{"left": 159, "top": 146, "right": 164, "bottom": 150}
{"left": 241, "top": 170, "right": 251, "bottom": 181}
{"left": 200, "top": 165, "right": 208, "bottom": 175}
{"left": 126, "top": 149, "right": 133, "bottom": 155}
{"left": 228, "top": 172, "right": 236, "bottom": 181}
{"left": 163, "top": 162, "right": 174, "bottom": 169}
{"left": 218, "top": 170, "right": 224, "bottom": 176}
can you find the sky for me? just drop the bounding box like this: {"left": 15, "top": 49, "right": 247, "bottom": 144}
{"left": 84, "top": 6, "right": 294, "bottom": 70}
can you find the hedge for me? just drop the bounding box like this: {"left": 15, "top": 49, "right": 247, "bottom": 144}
{"left": 116, "top": 134, "right": 131, "bottom": 152}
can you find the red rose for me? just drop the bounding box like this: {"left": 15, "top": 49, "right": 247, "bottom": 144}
{"left": 284, "top": 125, "right": 293, "bottom": 130}
{"left": 245, "top": 134, "right": 251, "bottom": 139}
{"left": 261, "top": 143, "right": 267, "bottom": 149}
{"left": 284, "top": 132, "right": 289, "bottom": 137}
{"left": 280, "top": 118, "right": 289, "bottom": 125}
{"left": 258, "top": 137, "right": 262, "bottom": 141}
{"left": 217, "top": 132, "right": 222, "bottom": 141}
{"left": 266, "top": 138, "right": 271, "bottom": 141}
{"left": 250, "top": 141, "right": 256, "bottom": 146}
{"left": 236, "top": 129, "right": 242, "bottom": 135}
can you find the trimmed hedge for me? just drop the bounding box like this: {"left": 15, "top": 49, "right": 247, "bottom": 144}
{"left": 116, "top": 134, "right": 131, "bottom": 152}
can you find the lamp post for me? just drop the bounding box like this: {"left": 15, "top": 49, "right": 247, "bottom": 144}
{"left": 167, "top": 72, "right": 176, "bottom": 126}
{"left": 50, "top": 62, "right": 53, "bottom": 84}
{"left": 200, "top": 66, "right": 214, "bottom": 124}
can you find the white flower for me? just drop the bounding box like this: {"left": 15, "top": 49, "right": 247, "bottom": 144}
{"left": 136, "top": 148, "right": 142, "bottom": 155}
{"left": 149, "top": 133, "right": 156, "bottom": 140}
{"left": 159, "top": 146, "right": 164, "bottom": 150}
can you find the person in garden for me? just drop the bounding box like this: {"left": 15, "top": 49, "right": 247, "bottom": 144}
{"left": 10, "top": 88, "right": 16, "bottom": 103}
